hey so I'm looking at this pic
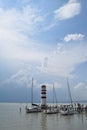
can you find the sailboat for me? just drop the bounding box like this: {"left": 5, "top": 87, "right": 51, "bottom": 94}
{"left": 60, "top": 78, "right": 74, "bottom": 115}
{"left": 43, "top": 83, "right": 59, "bottom": 114}
{"left": 26, "top": 78, "right": 41, "bottom": 113}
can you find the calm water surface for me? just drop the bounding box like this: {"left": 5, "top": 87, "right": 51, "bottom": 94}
{"left": 0, "top": 103, "right": 87, "bottom": 130}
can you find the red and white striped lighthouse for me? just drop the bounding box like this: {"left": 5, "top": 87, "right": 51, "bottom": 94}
{"left": 41, "top": 85, "right": 47, "bottom": 108}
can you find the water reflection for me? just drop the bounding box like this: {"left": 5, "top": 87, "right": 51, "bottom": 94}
{"left": 40, "top": 112, "right": 60, "bottom": 130}
{"left": 40, "top": 113, "right": 47, "bottom": 130}
{"left": 1, "top": 103, "right": 87, "bottom": 130}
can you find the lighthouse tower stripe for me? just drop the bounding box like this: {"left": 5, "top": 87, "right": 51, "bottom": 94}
{"left": 41, "top": 85, "right": 46, "bottom": 105}
{"left": 41, "top": 92, "right": 46, "bottom": 94}
{"left": 41, "top": 96, "right": 46, "bottom": 98}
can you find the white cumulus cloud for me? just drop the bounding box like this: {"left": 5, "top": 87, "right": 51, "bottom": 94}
{"left": 54, "top": 0, "right": 81, "bottom": 20}
{"left": 64, "top": 33, "right": 85, "bottom": 42}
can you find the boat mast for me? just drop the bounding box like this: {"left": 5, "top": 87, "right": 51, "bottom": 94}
{"left": 53, "top": 83, "right": 54, "bottom": 104}
{"left": 31, "top": 78, "right": 33, "bottom": 106}
{"left": 67, "top": 78, "right": 73, "bottom": 104}
{"left": 53, "top": 83, "right": 57, "bottom": 104}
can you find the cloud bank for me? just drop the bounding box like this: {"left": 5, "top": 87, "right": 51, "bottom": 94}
{"left": 40, "top": 39, "right": 87, "bottom": 77}
{"left": 0, "top": 5, "right": 49, "bottom": 62}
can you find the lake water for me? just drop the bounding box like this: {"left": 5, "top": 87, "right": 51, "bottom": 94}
{"left": 0, "top": 103, "right": 87, "bottom": 130}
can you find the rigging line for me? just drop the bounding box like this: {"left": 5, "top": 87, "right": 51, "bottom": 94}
{"left": 53, "top": 83, "right": 58, "bottom": 104}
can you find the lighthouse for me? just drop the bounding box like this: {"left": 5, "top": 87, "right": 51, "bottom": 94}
{"left": 41, "top": 85, "right": 47, "bottom": 109}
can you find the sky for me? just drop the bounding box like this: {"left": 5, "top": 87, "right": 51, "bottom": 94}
{"left": 0, "top": 0, "right": 87, "bottom": 103}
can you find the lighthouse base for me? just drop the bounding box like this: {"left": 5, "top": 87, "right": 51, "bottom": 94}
{"left": 41, "top": 104, "right": 47, "bottom": 109}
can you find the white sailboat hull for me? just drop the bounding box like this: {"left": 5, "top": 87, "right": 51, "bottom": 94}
{"left": 60, "top": 109, "right": 74, "bottom": 115}
{"left": 26, "top": 107, "right": 41, "bottom": 113}
{"left": 60, "top": 105, "right": 74, "bottom": 115}
{"left": 43, "top": 108, "right": 58, "bottom": 114}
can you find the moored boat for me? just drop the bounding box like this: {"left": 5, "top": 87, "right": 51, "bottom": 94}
{"left": 26, "top": 78, "right": 41, "bottom": 113}
{"left": 60, "top": 78, "right": 74, "bottom": 115}
{"left": 43, "top": 107, "right": 58, "bottom": 114}
{"left": 26, "top": 105, "right": 41, "bottom": 113}
{"left": 60, "top": 105, "right": 74, "bottom": 115}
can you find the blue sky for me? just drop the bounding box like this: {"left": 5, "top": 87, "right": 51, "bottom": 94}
{"left": 0, "top": 0, "right": 87, "bottom": 103}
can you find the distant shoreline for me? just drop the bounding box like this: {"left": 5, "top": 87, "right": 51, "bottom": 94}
{"left": 0, "top": 100, "right": 87, "bottom": 104}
